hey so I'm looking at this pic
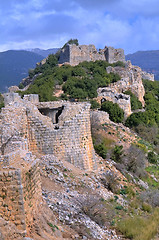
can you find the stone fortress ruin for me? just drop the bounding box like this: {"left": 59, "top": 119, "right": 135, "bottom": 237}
{"left": 0, "top": 93, "right": 97, "bottom": 238}
{"left": 58, "top": 43, "right": 154, "bottom": 117}
{"left": 0, "top": 42, "right": 155, "bottom": 239}
{"left": 59, "top": 44, "right": 125, "bottom": 66}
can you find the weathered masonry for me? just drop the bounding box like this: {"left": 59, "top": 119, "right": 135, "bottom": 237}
{"left": 1, "top": 93, "right": 97, "bottom": 170}
{"left": 58, "top": 44, "right": 125, "bottom": 66}
{"left": 0, "top": 93, "right": 97, "bottom": 238}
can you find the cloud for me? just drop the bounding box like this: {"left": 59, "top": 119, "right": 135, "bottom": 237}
{"left": 0, "top": 0, "right": 159, "bottom": 53}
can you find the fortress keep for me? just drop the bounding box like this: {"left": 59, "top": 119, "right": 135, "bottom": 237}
{"left": 58, "top": 44, "right": 125, "bottom": 66}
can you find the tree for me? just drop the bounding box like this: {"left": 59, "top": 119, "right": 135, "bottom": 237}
{"left": 94, "top": 141, "right": 107, "bottom": 159}
{"left": 147, "top": 151, "right": 158, "bottom": 164}
{"left": 101, "top": 101, "right": 124, "bottom": 123}
{"left": 124, "top": 90, "right": 142, "bottom": 110}
{"left": 111, "top": 145, "right": 123, "bottom": 162}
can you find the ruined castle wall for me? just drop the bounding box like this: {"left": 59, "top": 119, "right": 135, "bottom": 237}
{"left": 106, "top": 62, "right": 145, "bottom": 106}
{"left": 3, "top": 93, "right": 22, "bottom": 106}
{"left": 22, "top": 162, "right": 42, "bottom": 230}
{"left": 27, "top": 102, "right": 96, "bottom": 170}
{"left": 97, "top": 88, "right": 132, "bottom": 118}
{"left": 0, "top": 169, "right": 26, "bottom": 233}
{"left": 1, "top": 95, "right": 97, "bottom": 170}
{"left": 0, "top": 155, "right": 42, "bottom": 238}
{"left": 105, "top": 47, "right": 125, "bottom": 63}
{"left": 59, "top": 44, "right": 125, "bottom": 66}
{"left": 0, "top": 104, "right": 28, "bottom": 155}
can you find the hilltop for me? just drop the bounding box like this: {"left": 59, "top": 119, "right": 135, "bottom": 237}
{"left": 1, "top": 40, "right": 159, "bottom": 240}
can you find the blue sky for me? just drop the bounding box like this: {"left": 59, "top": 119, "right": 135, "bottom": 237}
{"left": 0, "top": 0, "right": 159, "bottom": 54}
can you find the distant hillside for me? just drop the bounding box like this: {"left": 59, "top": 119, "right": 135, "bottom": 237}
{"left": 0, "top": 50, "right": 44, "bottom": 92}
{"left": 27, "top": 48, "right": 59, "bottom": 58}
{"left": 126, "top": 50, "right": 159, "bottom": 80}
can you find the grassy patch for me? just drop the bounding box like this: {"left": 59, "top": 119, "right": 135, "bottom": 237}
{"left": 117, "top": 208, "right": 159, "bottom": 240}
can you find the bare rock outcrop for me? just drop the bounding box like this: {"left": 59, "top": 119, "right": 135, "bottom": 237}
{"left": 106, "top": 61, "right": 147, "bottom": 106}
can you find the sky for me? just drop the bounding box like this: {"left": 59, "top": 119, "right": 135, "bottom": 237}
{"left": 0, "top": 0, "right": 159, "bottom": 54}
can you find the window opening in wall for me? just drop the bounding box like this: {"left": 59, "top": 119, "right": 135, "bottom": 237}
{"left": 56, "top": 106, "right": 64, "bottom": 124}
{"left": 38, "top": 106, "right": 64, "bottom": 124}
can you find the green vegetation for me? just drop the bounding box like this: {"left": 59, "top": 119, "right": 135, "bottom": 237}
{"left": 111, "top": 145, "right": 123, "bottom": 162}
{"left": 94, "top": 141, "right": 107, "bottom": 159}
{"left": 90, "top": 99, "right": 100, "bottom": 109}
{"left": 117, "top": 208, "right": 159, "bottom": 240}
{"left": 20, "top": 57, "right": 122, "bottom": 102}
{"left": 124, "top": 90, "right": 142, "bottom": 110}
{"left": 0, "top": 93, "right": 4, "bottom": 111}
{"left": 18, "top": 82, "right": 25, "bottom": 89}
{"left": 62, "top": 38, "right": 79, "bottom": 49}
{"left": 147, "top": 151, "right": 158, "bottom": 164}
{"left": 47, "top": 222, "right": 59, "bottom": 232}
{"left": 125, "top": 80, "right": 159, "bottom": 151}
{"left": 101, "top": 101, "right": 124, "bottom": 123}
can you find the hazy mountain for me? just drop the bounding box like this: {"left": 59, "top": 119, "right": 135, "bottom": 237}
{"left": 0, "top": 50, "right": 44, "bottom": 92}
{"left": 27, "top": 48, "right": 59, "bottom": 58}
{"left": 126, "top": 50, "right": 159, "bottom": 80}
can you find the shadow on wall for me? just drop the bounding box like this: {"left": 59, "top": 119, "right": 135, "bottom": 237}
{"left": 39, "top": 106, "right": 64, "bottom": 124}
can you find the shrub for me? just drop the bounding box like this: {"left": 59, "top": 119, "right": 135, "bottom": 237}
{"left": 124, "top": 90, "right": 142, "bottom": 110}
{"left": 101, "top": 101, "right": 124, "bottom": 123}
{"left": 117, "top": 208, "right": 159, "bottom": 240}
{"left": 100, "top": 171, "right": 120, "bottom": 193}
{"left": 94, "top": 141, "right": 107, "bottom": 159}
{"left": 122, "top": 145, "right": 147, "bottom": 178}
{"left": 141, "top": 202, "right": 152, "bottom": 212}
{"left": 62, "top": 38, "right": 79, "bottom": 49}
{"left": 111, "top": 145, "right": 123, "bottom": 162}
{"left": 18, "top": 83, "right": 25, "bottom": 89}
{"left": 90, "top": 100, "right": 100, "bottom": 109}
{"left": 0, "top": 93, "right": 4, "bottom": 112}
{"left": 140, "top": 189, "right": 159, "bottom": 207}
{"left": 147, "top": 151, "right": 158, "bottom": 164}
{"left": 79, "top": 194, "right": 108, "bottom": 226}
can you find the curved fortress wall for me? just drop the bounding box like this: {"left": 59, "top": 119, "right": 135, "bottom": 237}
{"left": 1, "top": 94, "right": 97, "bottom": 171}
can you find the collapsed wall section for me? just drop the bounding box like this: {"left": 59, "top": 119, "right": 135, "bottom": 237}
{"left": 27, "top": 102, "right": 96, "bottom": 170}
{"left": 97, "top": 88, "right": 132, "bottom": 118}
{"left": 1, "top": 95, "right": 97, "bottom": 170}
{"left": 106, "top": 61, "right": 146, "bottom": 106}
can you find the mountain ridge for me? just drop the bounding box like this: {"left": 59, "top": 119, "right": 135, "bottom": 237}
{"left": 0, "top": 50, "right": 44, "bottom": 92}
{"left": 126, "top": 50, "right": 159, "bottom": 80}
